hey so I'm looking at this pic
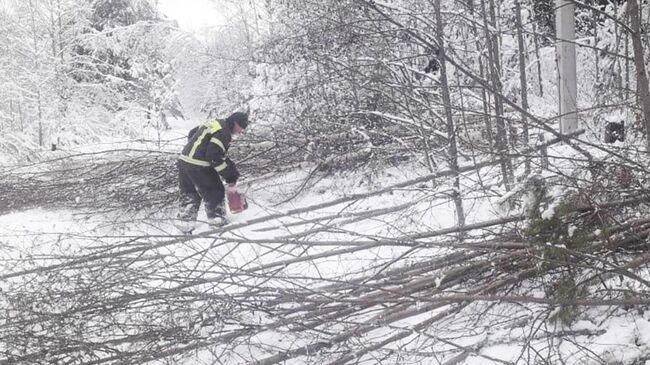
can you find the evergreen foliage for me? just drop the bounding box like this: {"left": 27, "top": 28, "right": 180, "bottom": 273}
{"left": 0, "top": 0, "right": 180, "bottom": 157}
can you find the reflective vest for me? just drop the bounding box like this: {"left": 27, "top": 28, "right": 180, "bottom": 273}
{"left": 179, "top": 120, "right": 229, "bottom": 173}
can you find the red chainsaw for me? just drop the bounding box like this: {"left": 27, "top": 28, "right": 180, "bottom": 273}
{"left": 226, "top": 184, "right": 248, "bottom": 214}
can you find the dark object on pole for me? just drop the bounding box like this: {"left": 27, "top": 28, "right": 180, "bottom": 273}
{"left": 604, "top": 121, "right": 625, "bottom": 143}
{"left": 424, "top": 58, "right": 439, "bottom": 74}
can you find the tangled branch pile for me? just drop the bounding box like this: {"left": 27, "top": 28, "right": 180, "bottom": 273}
{"left": 0, "top": 150, "right": 180, "bottom": 215}
{"left": 1, "top": 134, "right": 650, "bottom": 364}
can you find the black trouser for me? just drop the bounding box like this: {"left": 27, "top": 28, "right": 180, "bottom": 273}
{"left": 177, "top": 160, "right": 225, "bottom": 220}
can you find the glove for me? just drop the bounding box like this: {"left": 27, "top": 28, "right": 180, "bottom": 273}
{"left": 226, "top": 169, "right": 240, "bottom": 184}
{"left": 221, "top": 158, "right": 240, "bottom": 184}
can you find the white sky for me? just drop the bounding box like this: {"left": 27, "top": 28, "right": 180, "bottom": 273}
{"left": 157, "top": 0, "right": 225, "bottom": 31}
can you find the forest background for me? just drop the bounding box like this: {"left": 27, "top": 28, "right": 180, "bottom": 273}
{"left": 1, "top": 0, "right": 650, "bottom": 364}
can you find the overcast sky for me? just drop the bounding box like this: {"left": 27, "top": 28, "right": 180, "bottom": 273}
{"left": 157, "top": 0, "right": 224, "bottom": 31}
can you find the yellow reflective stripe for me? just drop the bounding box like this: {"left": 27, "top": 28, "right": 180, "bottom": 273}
{"left": 210, "top": 137, "right": 225, "bottom": 152}
{"left": 188, "top": 121, "right": 222, "bottom": 159}
{"left": 188, "top": 129, "right": 208, "bottom": 159}
{"left": 206, "top": 120, "right": 221, "bottom": 133}
{"left": 179, "top": 155, "right": 211, "bottom": 167}
{"left": 215, "top": 161, "right": 228, "bottom": 172}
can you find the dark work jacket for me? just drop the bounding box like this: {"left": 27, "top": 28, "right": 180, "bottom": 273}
{"left": 179, "top": 119, "right": 239, "bottom": 183}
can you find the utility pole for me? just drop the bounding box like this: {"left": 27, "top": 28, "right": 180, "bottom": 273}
{"left": 556, "top": 0, "right": 578, "bottom": 134}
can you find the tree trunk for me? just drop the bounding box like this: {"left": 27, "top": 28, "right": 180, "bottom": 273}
{"left": 29, "top": 0, "right": 44, "bottom": 147}
{"left": 628, "top": 0, "right": 650, "bottom": 148}
{"left": 433, "top": 0, "right": 466, "bottom": 235}
{"left": 19, "top": 101, "right": 24, "bottom": 131}
{"left": 615, "top": 1, "right": 623, "bottom": 99}
{"left": 57, "top": 0, "right": 64, "bottom": 62}
{"left": 47, "top": 0, "right": 57, "bottom": 58}
{"left": 467, "top": 0, "right": 494, "bottom": 149}
{"left": 625, "top": 11, "right": 630, "bottom": 101}
{"left": 592, "top": 5, "right": 599, "bottom": 85}
{"left": 531, "top": 14, "right": 544, "bottom": 97}
{"left": 38, "top": 90, "right": 43, "bottom": 147}
{"left": 482, "top": 0, "right": 512, "bottom": 189}
{"left": 515, "top": 0, "right": 530, "bottom": 175}
{"left": 9, "top": 100, "right": 14, "bottom": 131}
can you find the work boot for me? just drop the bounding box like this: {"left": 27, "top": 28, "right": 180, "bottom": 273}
{"left": 208, "top": 215, "right": 227, "bottom": 227}
{"left": 174, "top": 219, "right": 196, "bottom": 234}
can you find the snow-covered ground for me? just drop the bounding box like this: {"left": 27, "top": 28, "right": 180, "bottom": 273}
{"left": 2, "top": 122, "right": 650, "bottom": 364}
